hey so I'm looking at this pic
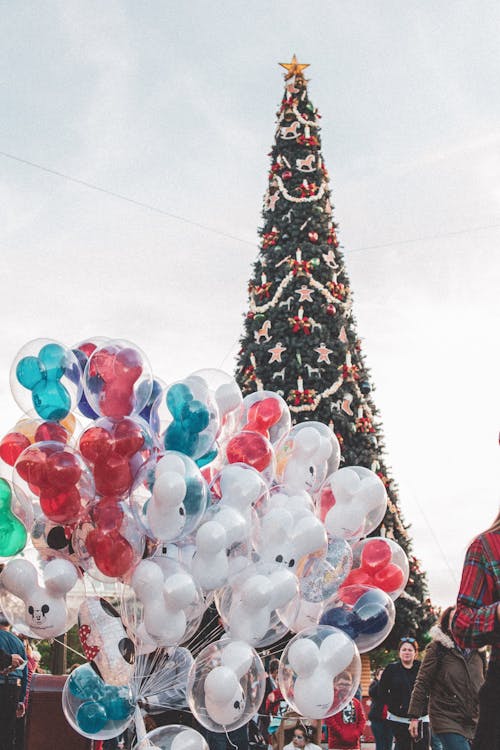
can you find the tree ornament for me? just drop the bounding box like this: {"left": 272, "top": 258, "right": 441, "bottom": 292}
{"left": 326, "top": 304, "right": 336, "bottom": 316}
{"left": 279, "top": 55, "right": 310, "bottom": 80}
{"left": 268, "top": 343, "right": 287, "bottom": 363}
{"left": 282, "top": 170, "right": 293, "bottom": 180}
{"left": 308, "top": 231, "right": 319, "bottom": 243}
{"left": 360, "top": 381, "right": 371, "bottom": 395}
{"left": 314, "top": 343, "right": 333, "bottom": 364}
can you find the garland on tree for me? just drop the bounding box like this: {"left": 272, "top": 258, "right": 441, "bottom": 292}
{"left": 235, "top": 56, "right": 436, "bottom": 645}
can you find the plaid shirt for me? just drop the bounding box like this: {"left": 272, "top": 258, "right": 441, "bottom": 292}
{"left": 453, "top": 530, "right": 500, "bottom": 663}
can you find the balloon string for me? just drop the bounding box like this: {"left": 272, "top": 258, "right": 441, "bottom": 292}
{"left": 53, "top": 637, "right": 86, "bottom": 660}
{"left": 225, "top": 728, "right": 238, "bottom": 749}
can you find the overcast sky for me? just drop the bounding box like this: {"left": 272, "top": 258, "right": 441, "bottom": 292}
{"left": 1, "top": 1, "right": 499, "bottom": 606}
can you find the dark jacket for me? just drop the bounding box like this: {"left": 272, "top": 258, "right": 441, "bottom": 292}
{"left": 408, "top": 625, "right": 486, "bottom": 740}
{"left": 368, "top": 679, "right": 386, "bottom": 721}
{"left": 379, "top": 659, "right": 421, "bottom": 718}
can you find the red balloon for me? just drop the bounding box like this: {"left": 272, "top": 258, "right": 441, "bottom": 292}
{"left": 40, "top": 486, "right": 82, "bottom": 523}
{"left": 79, "top": 427, "right": 114, "bottom": 463}
{"left": 338, "top": 583, "right": 371, "bottom": 606}
{"left": 46, "top": 451, "right": 82, "bottom": 491}
{"left": 113, "top": 419, "right": 144, "bottom": 457}
{"left": 317, "top": 484, "right": 336, "bottom": 523}
{"left": 35, "top": 422, "right": 69, "bottom": 444}
{"left": 244, "top": 397, "right": 282, "bottom": 437}
{"left": 87, "top": 529, "right": 135, "bottom": 578}
{"left": 226, "top": 431, "right": 273, "bottom": 472}
{"left": 93, "top": 496, "right": 124, "bottom": 531}
{"left": 373, "top": 564, "right": 405, "bottom": 593}
{"left": 360, "top": 539, "right": 392, "bottom": 573}
{"left": 93, "top": 455, "right": 132, "bottom": 496}
{"left": 16, "top": 447, "right": 49, "bottom": 489}
{"left": 0, "top": 432, "right": 31, "bottom": 466}
{"left": 341, "top": 567, "right": 373, "bottom": 589}
{"left": 93, "top": 348, "right": 143, "bottom": 419}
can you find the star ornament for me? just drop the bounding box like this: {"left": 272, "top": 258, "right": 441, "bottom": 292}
{"left": 295, "top": 285, "right": 314, "bottom": 302}
{"left": 314, "top": 343, "right": 333, "bottom": 364}
{"left": 279, "top": 55, "right": 310, "bottom": 80}
{"left": 268, "top": 342, "right": 287, "bottom": 363}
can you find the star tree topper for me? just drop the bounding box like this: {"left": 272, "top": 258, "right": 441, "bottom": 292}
{"left": 279, "top": 54, "right": 310, "bottom": 80}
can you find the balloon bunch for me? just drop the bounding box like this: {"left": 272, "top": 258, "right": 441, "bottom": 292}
{"left": 0, "top": 337, "right": 410, "bottom": 745}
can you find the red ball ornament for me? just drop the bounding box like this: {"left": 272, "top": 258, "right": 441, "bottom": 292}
{"left": 308, "top": 231, "right": 319, "bottom": 243}
{"left": 282, "top": 170, "right": 293, "bottom": 180}
{"left": 326, "top": 304, "right": 335, "bottom": 316}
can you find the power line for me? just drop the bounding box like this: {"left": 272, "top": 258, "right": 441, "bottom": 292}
{"left": 1, "top": 148, "right": 500, "bottom": 254}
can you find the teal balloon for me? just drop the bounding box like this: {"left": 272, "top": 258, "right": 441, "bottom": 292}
{"left": 68, "top": 665, "right": 105, "bottom": 701}
{"left": 104, "top": 686, "right": 132, "bottom": 721}
{"left": 166, "top": 383, "right": 192, "bottom": 419}
{"left": 39, "top": 344, "right": 66, "bottom": 378}
{"left": 182, "top": 400, "right": 209, "bottom": 432}
{"left": 16, "top": 357, "right": 42, "bottom": 390}
{"left": 76, "top": 701, "right": 108, "bottom": 734}
{"left": 0, "top": 479, "right": 27, "bottom": 556}
{"left": 32, "top": 381, "right": 71, "bottom": 420}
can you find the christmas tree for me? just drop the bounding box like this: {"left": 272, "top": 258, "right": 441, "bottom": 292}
{"left": 235, "top": 56, "right": 436, "bottom": 646}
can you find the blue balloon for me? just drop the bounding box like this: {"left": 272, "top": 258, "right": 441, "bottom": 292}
{"left": 16, "top": 357, "right": 42, "bottom": 390}
{"left": 68, "top": 664, "right": 105, "bottom": 701}
{"left": 39, "top": 343, "right": 65, "bottom": 378}
{"left": 166, "top": 383, "right": 193, "bottom": 420}
{"left": 353, "top": 589, "right": 390, "bottom": 635}
{"left": 320, "top": 606, "right": 360, "bottom": 639}
{"left": 139, "top": 378, "right": 162, "bottom": 422}
{"left": 17, "top": 344, "right": 72, "bottom": 420}
{"left": 76, "top": 700, "right": 108, "bottom": 734}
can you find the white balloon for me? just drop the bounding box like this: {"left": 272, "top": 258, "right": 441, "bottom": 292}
{"left": 293, "top": 667, "right": 334, "bottom": 718}
{"left": 156, "top": 453, "right": 186, "bottom": 478}
{"left": 171, "top": 728, "right": 207, "bottom": 750}
{"left": 287, "top": 638, "right": 319, "bottom": 677}
{"left": 192, "top": 522, "right": 228, "bottom": 591}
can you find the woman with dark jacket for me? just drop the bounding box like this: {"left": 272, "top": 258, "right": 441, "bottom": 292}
{"left": 408, "top": 606, "right": 485, "bottom": 749}
{"left": 379, "top": 637, "right": 429, "bottom": 749}
{"left": 368, "top": 668, "right": 393, "bottom": 750}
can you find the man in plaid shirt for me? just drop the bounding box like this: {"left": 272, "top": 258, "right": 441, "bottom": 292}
{"left": 453, "top": 513, "right": 500, "bottom": 749}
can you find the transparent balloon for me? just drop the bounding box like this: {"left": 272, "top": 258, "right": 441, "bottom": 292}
{"left": 83, "top": 340, "right": 153, "bottom": 420}
{"left": 78, "top": 415, "right": 155, "bottom": 499}
{"left": 216, "top": 559, "right": 298, "bottom": 647}
{"left": 0, "top": 414, "right": 78, "bottom": 470}
{"left": 131, "top": 452, "right": 209, "bottom": 544}
{"left": 276, "top": 422, "right": 340, "bottom": 497}
{"left": 150, "top": 376, "right": 220, "bottom": 466}
{"left": 13, "top": 441, "right": 95, "bottom": 525}
{"left": 190, "top": 368, "right": 243, "bottom": 446}
{"left": 10, "top": 338, "right": 83, "bottom": 422}
{"left": 62, "top": 663, "right": 134, "bottom": 740}
{"left": 73, "top": 497, "right": 145, "bottom": 582}
{"left": 136, "top": 724, "right": 209, "bottom": 750}
{"left": 187, "top": 639, "right": 265, "bottom": 733}
{"left": 278, "top": 625, "right": 361, "bottom": 719}
{"left": 317, "top": 467, "right": 387, "bottom": 541}
{"left": 0, "top": 546, "right": 84, "bottom": 638}
{"left": 320, "top": 584, "right": 396, "bottom": 652}
{"left": 240, "top": 391, "right": 291, "bottom": 447}
{"left": 124, "top": 557, "right": 204, "bottom": 648}
{"left": 325, "top": 537, "right": 353, "bottom": 588}
{"left": 345, "top": 537, "right": 409, "bottom": 600}
{"left": 78, "top": 596, "right": 135, "bottom": 685}
{"left": 225, "top": 430, "right": 276, "bottom": 486}
{"left": 72, "top": 337, "right": 110, "bottom": 419}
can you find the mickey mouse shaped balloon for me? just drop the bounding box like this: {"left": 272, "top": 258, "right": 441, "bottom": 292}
{"left": 318, "top": 466, "right": 387, "bottom": 542}
{"left": 132, "top": 452, "right": 208, "bottom": 544}
{"left": 279, "top": 625, "right": 361, "bottom": 719}
{"left": 10, "top": 339, "right": 82, "bottom": 422}
{"left": 187, "top": 640, "right": 265, "bottom": 732}
{"left": 0, "top": 557, "right": 80, "bottom": 637}
{"left": 78, "top": 597, "right": 135, "bottom": 686}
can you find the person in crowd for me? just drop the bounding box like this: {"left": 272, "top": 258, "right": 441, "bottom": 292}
{"left": 0, "top": 614, "right": 28, "bottom": 750}
{"left": 379, "top": 637, "right": 429, "bottom": 749}
{"left": 259, "top": 659, "right": 280, "bottom": 741}
{"left": 324, "top": 671, "right": 366, "bottom": 750}
{"left": 265, "top": 667, "right": 291, "bottom": 749}
{"left": 368, "top": 667, "right": 393, "bottom": 750}
{"left": 283, "top": 723, "right": 322, "bottom": 750}
{"left": 452, "top": 509, "right": 500, "bottom": 749}
{"left": 14, "top": 637, "right": 41, "bottom": 750}
{"left": 408, "top": 605, "right": 485, "bottom": 750}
